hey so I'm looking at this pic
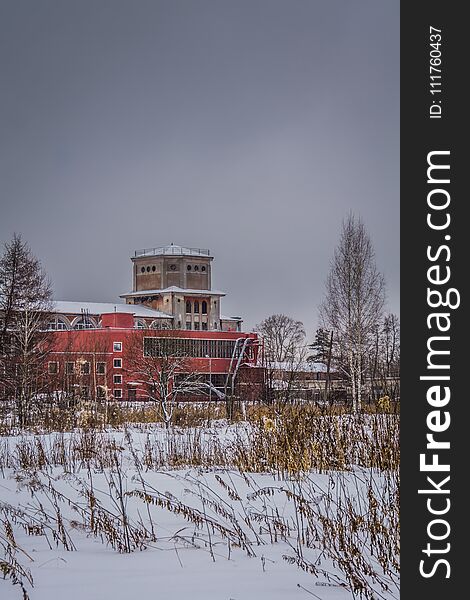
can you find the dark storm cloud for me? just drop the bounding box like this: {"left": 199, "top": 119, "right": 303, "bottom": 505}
{"left": 0, "top": 0, "right": 399, "bottom": 334}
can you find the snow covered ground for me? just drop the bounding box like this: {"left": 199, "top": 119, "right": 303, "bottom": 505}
{"left": 0, "top": 426, "right": 399, "bottom": 600}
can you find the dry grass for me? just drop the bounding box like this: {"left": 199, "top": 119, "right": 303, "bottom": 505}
{"left": 0, "top": 402, "right": 399, "bottom": 599}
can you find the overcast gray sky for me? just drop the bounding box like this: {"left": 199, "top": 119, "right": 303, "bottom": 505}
{"left": 0, "top": 0, "right": 399, "bottom": 335}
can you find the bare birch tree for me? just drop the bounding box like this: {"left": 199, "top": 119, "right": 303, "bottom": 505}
{"left": 370, "top": 313, "right": 400, "bottom": 401}
{"left": 256, "top": 314, "right": 306, "bottom": 405}
{"left": 320, "top": 215, "right": 385, "bottom": 412}
{"left": 0, "top": 234, "right": 53, "bottom": 425}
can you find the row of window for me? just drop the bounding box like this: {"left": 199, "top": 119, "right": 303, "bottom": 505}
{"left": 46, "top": 317, "right": 169, "bottom": 331}
{"left": 139, "top": 264, "right": 207, "bottom": 274}
{"left": 48, "top": 358, "right": 122, "bottom": 375}
{"left": 67, "top": 386, "right": 128, "bottom": 399}
{"left": 143, "top": 337, "right": 251, "bottom": 359}
{"left": 186, "top": 322, "right": 208, "bottom": 331}
{"left": 185, "top": 300, "right": 208, "bottom": 314}
{"left": 174, "top": 373, "right": 227, "bottom": 389}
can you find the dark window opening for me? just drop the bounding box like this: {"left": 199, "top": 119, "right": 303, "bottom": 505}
{"left": 48, "top": 362, "right": 59, "bottom": 375}
{"left": 80, "top": 362, "right": 90, "bottom": 375}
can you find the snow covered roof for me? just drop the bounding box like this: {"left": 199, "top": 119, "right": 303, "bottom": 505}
{"left": 52, "top": 301, "right": 173, "bottom": 320}
{"left": 220, "top": 315, "right": 243, "bottom": 322}
{"left": 133, "top": 244, "right": 212, "bottom": 258}
{"left": 120, "top": 287, "right": 226, "bottom": 298}
{"left": 270, "top": 361, "right": 329, "bottom": 373}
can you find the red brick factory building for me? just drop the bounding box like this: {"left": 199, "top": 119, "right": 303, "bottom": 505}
{"left": 44, "top": 245, "right": 261, "bottom": 401}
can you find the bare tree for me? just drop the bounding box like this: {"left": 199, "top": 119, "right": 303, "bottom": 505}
{"left": 0, "top": 234, "right": 53, "bottom": 426}
{"left": 320, "top": 215, "right": 385, "bottom": 412}
{"left": 256, "top": 314, "right": 306, "bottom": 405}
{"left": 124, "top": 331, "right": 205, "bottom": 428}
{"left": 366, "top": 313, "right": 400, "bottom": 403}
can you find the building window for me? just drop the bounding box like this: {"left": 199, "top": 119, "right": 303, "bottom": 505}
{"left": 114, "top": 389, "right": 122, "bottom": 399}
{"left": 81, "top": 386, "right": 90, "bottom": 399}
{"left": 80, "top": 361, "right": 90, "bottom": 375}
{"left": 194, "top": 265, "right": 199, "bottom": 271}
{"left": 73, "top": 316, "right": 96, "bottom": 330}
{"left": 113, "top": 358, "right": 122, "bottom": 369}
{"left": 152, "top": 265, "right": 156, "bottom": 272}
{"left": 186, "top": 322, "right": 192, "bottom": 330}
{"left": 214, "top": 322, "right": 218, "bottom": 329}
{"left": 201, "top": 266, "right": 206, "bottom": 272}
{"left": 146, "top": 266, "right": 150, "bottom": 272}
{"left": 187, "top": 265, "right": 191, "bottom": 271}
{"left": 135, "top": 319, "right": 146, "bottom": 329}
{"left": 47, "top": 317, "right": 68, "bottom": 331}
{"left": 113, "top": 374, "right": 122, "bottom": 384}
{"left": 141, "top": 267, "right": 145, "bottom": 273}
{"left": 128, "top": 388, "right": 136, "bottom": 400}
{"left": 186, "top": 301, "right": 191, "bottom": 314}
{"left": 202, "top": 301, "right": 207, "bottom": 314}
{"left": 96, "top": 362, "right": 106, "bottom": 375}
{"left": 177, "top": 320, "right": 181, "bottom": 328}
{"left": 66, "top": 362, "right": 74, "bottom": 375}
{"left": 201, "top": 322, "right": 208, "bottom": 331}
{"left": 48, "top": 361, "right": 59, "bottom": 374}
{"left": 96, "top": 386, "right": 106, "bottom": 399}
{"left": 194, "top": 322, "right": 200, "bottom": 330}
{"left": 194, "top": 301, "right": 199, "bottom": 313}
{"left": 113, "top": 342, "right": 122, "bottom": 352}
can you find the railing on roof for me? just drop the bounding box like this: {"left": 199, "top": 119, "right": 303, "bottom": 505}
{"left": 134, "top": 245, "right": 210, "bottom": 258}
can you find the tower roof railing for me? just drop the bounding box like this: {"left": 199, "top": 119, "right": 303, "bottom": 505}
{"left": 134, "top": 244, "right": 211, "bottom": 258}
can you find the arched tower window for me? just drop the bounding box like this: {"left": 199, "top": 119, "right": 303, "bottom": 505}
{"left": 194, "top": 301, "right": 199, "bottom": 314}
{"left": 201, "top": 301, "right": 207, "bottom": 314}
{"left": 185, "top": 301, "right": 191, "bottom": 314}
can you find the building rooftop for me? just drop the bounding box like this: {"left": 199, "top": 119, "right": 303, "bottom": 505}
{"left": 120, "top": 287, "right": 226, "bottom": 298}
{"left": 133, "top": 244, "right": 211, "bottom": 259}
{"left": 52, "top": 301, "right": 173, "bottom": 320}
